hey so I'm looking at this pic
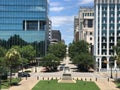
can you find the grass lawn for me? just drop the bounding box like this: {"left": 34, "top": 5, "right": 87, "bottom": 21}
{"left": 32, "top": 80, "right": 100, "bottom": 90}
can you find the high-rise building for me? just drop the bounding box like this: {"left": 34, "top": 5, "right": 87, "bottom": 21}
{"left": 51, "top": 30, "right": 61, "bottom": 44}
{"left": 78, "top": 7, "right": 94, "bottom": 45}
{"left": 0, "top": 0, "right": 49, "bottom": 57}
{"left": 94, "top": 0, "right": 119, "bottom": 71}
{"left": 74, "top": 16, "right": 79, "bottom": 42}
{"left": 74, "top": 7, "right": 94, "bottom": 45}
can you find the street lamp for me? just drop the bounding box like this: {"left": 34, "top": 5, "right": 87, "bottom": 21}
{"left": 109, "top": 60, "right": 114, "bottom": 79}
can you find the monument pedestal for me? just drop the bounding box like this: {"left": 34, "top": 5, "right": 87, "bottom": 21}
{"left": 58, "top": 66, "right": 76, "bottom": 83}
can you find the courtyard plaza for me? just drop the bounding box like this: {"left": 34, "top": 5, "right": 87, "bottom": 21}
{"left": 5, "top": 57, "right": 120, "bottom": 90}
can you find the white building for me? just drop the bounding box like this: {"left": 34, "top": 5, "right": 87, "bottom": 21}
{"left": 78, "top": 7, "right": 94, "bottom": 46}
{"left": 94, "top": 0, "right": 119, "bottom": 71}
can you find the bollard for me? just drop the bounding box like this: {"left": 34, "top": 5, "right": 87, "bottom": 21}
{"left": 96, "top": 78, "right": 97, "bottom": 81}
{"left": 90, "top": 78, "right": 92, "bottom": 81}
{"left": 26, "top": 76, "right": 27, "bottom": 80}
{"left": 81, "top": 78, "right": 83, "bottom": 81}
{"left": 37, "top": 76, "right": 39, "bottom": 80}
{"left": 108, "top": 78, "right": 109, "bottom": 82}
{"left": 43, "top": 77, "right": 44, "bottom": 80}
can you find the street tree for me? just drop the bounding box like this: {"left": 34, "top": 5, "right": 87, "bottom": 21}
{"left": 69, "top": 40, "right": 94, "bottom": 71}
{"left": 73, "top": 53, "right": 94, "bottom": 72}
{"left": 114, "top": 40, "right": 120, "bottom": 67}
{"left": 21, "top": 45, "right": 36, "bottom": 63}
{"left": 5, "top": 48, "right": 21, "bottom": 85}
{"left": 69, "top": 40, "right": 89, "bottom": 59}
{"left": 42, "top": 53, "right": 60, "bottom": 71}
{"left": 48, "top": 42, "right": 66, "bottom": 60}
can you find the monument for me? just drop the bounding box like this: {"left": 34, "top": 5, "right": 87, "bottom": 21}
{"left": 58, "top": 66, "right": 76, "bottom": 83}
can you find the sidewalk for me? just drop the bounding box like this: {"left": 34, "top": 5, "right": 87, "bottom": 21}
{"left": 9, "top": 77, "right": 39, "bottom": 90}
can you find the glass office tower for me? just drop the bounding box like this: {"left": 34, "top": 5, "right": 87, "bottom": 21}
{"left": 0, "top": 0, "right": 48, "bottom": 57}
{"left": 94, "top": 0, "right": 120, "bottom": 71}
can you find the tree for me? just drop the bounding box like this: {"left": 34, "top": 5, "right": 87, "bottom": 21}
{"left": 69, "top": 40, "right": 89, "bottom": 59}
{"left": 69, "top": 40, "right": 94, "bottom": 72}
{"left": 73, "top": 53, "right": 94, "bottom": 72}
{"left": 21, "top": 45, "right": 36, "bottom": 61}
{"left": 7, "top": 34, "right": 27, "bottom": 48}
{"left": 48, "top": 42, "right": 66, "bottom": 60}
{"left": 6, "top": 48, "right": 21, "bottom": 85}
{"left": 42, "top": 53, "right": 60, "bottom": 71}
{"left": 114, "top": 40, "right": 120, "bottom": 67}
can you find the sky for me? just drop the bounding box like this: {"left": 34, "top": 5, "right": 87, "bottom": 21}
{"left": 49, "top": 0, "right": 94, "bottom": 45}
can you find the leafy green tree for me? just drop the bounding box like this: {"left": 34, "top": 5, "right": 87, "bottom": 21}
{"left": 6, "top": 48, "right": 21, "bottom": 85}
{"left": 69, "top": 40, "right": 89, "bottom": 59}
{"left": 21, "top": 45, "right": 36, "bottom": 61}
{"left": 73, "top": 53, "right": 94, "bottom": 72}
{"left": 48, "top": 42, "right": 66, "bottom": 60}
{"left": 42, "top": 53, "right": 60, "bottom": 71}
{"left": 7, "top": 34, "right": 27, "bottom": 48}
{"left": 69, "top": 40, "right": 94, "bottom": 72}
{"left": 0, "top": 46, "right": 7, "bottom": 57}
{"left": 114, "top": 40, "right": 120, "bottom": 67}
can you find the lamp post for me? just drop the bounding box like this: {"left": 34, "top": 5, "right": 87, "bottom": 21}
{"left": 109, "top": 60, "right": 113, "bottom": 79}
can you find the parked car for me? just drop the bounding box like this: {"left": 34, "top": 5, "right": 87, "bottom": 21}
{"left": 18, "top": 72, "right": 30, "bottom": 77}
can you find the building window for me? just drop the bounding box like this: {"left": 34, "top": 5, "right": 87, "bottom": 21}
{"left": 90, "top": 37, "right": 92, "bottom": 40}
{"left": 26, "top": 21, "right": 38, "bottom": 30}
{"left": 90, "top": 32, "right": 93, "bottom": 35}
{"left": 88, "top": 19, "right": 93, "bottom": 28}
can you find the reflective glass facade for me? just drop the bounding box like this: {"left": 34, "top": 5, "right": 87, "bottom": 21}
{"left": 0, "top": 0, "right": 48, "bottom": 56}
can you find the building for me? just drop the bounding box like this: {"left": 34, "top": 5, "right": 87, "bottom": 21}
{"left": 51, "top": 30, "right": 61, "bottom": 44}
{"left": 94, "top": 0, "right": 119, "bottom": 71}
{"left": 0, "top": 0, "right": 49, "bottom": 57}
{"left": 74, "top": 16, "right": 79, "bottom": 42}
{"left": 78, "top": 7, "right": 94, "bottom": 46}
{"left": 48, "top": 20, "right": 52, "bottom": 41}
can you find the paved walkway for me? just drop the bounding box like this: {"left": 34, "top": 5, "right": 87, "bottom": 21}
{"left": 9, "top": 77, "right": 39, "bottom": 90}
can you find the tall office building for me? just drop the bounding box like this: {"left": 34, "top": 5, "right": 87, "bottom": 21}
{"left": 74, "top": 7, "right": 94, "bottom": 45}
{"left": 78, "top": 7, "right": 94, "bottom": 45}
{"left": 74, "top": 16, "right": 79, "bottom": 42}
{"left": 0, "top": 0, "right": 49, "bottom": 57}
{"left": 94, "top": 0, "right": 119, "bottom": 71}
{"left": 51, "top": 30, "right": 61, "bottom": 44}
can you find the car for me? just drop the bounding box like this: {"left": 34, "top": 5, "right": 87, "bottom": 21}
{"left": 18, "top": 72, "right": 30, "bottom": 77}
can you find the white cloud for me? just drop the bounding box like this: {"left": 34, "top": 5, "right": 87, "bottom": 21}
{"left": 50, "top": 2, "right": 61, "bottom": 7}
{"left": 78, "top": 0, "right": 94, "bottom": 5}
{"left": 50, "top": 16, "right": 74, "bottom": 27}
{"left": 50, "top": 7, "right": 64, "bottom": 12}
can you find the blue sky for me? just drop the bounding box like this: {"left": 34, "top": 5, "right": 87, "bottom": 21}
{"left": 49, "top": 0, "right": 94, "bottom": 45}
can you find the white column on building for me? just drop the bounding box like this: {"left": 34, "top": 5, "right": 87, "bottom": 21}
{"left": 95, "top": 4, "right": 98, "bottom": 56}
{"left": 114, "top": 4, "right": 117, "bottom": 69}
{"left": 99, "top": 4, "right": 102, "bottom": 55}
{"left": 107, "top": 57, "right": 109, "bottom": 70}
{"left": 99, "top": 58, "right": 102, "bottom": 72}
{"left": 114, "top": 2, "right": 117, "bottom": 46}
{"left": 107, "top": 4, "right": 110, "bottom": 55}
{"left": 38, "top": 21, "right": 39, "bottom": 31}
{"left": 25, "top": 20, "right": 27, "bottom": 31}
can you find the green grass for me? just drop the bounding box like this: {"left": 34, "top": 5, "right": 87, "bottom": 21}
{"left": 32, "top": 80, "right": 100, "bottom": 90}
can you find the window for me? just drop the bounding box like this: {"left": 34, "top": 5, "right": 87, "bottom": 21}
{"left": 90, "top": 32, "right": 93, "bottom": 35}
{"left": 90, "top": 37, "right": 92, "bottom": 40}
{"left": 27, "top": 21, "right": 38, "bottom": 30}
{"left": 88, "top": 19, "right": 93, "bottom": 28}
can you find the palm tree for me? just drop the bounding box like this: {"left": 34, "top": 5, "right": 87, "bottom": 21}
{"left": 6, "top": 48, "right": 21, "bottom": 85}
